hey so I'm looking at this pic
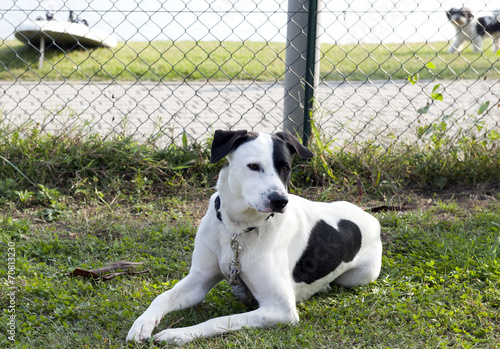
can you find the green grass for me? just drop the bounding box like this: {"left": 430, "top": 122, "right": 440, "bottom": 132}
{"left": 1, "top": 40, "right": 499, "bottom": 81}
{"left": 0, "top": 120, "right": 499, "bottom": 348}
{"left": 1, "top": 178, "right": 499, "bottom": 348}
{"left": 321, "top": 41, "right": 500, "bottom": 81}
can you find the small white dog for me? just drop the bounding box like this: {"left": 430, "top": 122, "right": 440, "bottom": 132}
{"left": 126, "top": 130, "right": 382, "bottom": 344}
{"left": 447, "top": 7, "right": 500, "bottom": 53}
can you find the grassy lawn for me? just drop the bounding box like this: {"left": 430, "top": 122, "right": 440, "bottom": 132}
{"left": 1, "top": 191, "right": 499, "bottom": 348}
{"left": 0, "top": 40, "right": 499, "bottom": 81}
{"left": 1, "top": 123, "right": 499, "bottom": 348}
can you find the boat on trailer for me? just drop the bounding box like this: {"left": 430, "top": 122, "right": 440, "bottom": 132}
{"left": 15, "top": 11, "right": 117, "bottom": 68}
{"left": 15, "top": 11, "right": 117, "bottom": 49}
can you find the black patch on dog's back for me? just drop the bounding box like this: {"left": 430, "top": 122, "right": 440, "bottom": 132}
{"left": 477, "top": 16, "right": 500, "bottom": 36}
{"left": 293, "top": 219, "right": 362, "bottom": 284}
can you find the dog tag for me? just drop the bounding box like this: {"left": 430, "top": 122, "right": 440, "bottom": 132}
{"left": 229, "top": 234, "right": 254, "bottom": 303}
{"left": 229, "top": 261, "right": 242, "bottom": 286}
{"left": 232, "top": 284, "right": 250, "bottom": 302}
{"left": 229, "top": 261, "right": 251, "bottom": 302}
{"left": 229, "top": 234, "right": 243, "bottom": 288}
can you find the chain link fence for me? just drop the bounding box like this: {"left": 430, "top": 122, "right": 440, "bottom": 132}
{"left": 0, "top": 0, "right": 499, "bottom": 151}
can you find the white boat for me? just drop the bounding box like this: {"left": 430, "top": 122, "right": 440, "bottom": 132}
{"left": 14, "top": 13, "right": 117, "bottom": 49}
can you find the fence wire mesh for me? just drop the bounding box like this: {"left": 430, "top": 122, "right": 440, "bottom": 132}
{"left": 0, "top": 0, "right": 499, "bottom": 151}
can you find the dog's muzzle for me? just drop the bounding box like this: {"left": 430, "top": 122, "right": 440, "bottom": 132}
{"left": 268, "top": 192, "right": 288, "bottom": 212}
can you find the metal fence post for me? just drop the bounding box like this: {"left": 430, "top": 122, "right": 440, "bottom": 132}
{"left": 283, "top": 0, "right": 321, "bottom": 146}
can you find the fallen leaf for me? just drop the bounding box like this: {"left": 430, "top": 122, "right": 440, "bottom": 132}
{"left": 367, "top": 205, "right": 414, "bottom": 213}
{"left": 68, "top": 260, "right": 149, "bottom": 280}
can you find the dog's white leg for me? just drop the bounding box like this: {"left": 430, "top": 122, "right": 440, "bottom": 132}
{"left": 472, "top": 36, "right": 483, "bottom": 52}
{"left": 153, "top": 305, "right": 298, "bottom": 344}
{"left": 127, "top": 241, "right": 223, "bottom": 342}
{"left": 126, "top": 270, "right": 221, "bottom": 342}
{"left": 153, "top": 255, "right": 299, "bottom": 344}
{"left": 448, "top": 37, "right": 463, "bottom": 53}
{"left": 493, "top": 35, "right": 500, "bottom": 53}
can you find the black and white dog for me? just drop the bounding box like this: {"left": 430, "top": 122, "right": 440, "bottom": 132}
{"left": 127, "top": 130, "right": 382, "bottom": 344}
{"left": 447, "top": 7, "right": 500, "bottom": 53}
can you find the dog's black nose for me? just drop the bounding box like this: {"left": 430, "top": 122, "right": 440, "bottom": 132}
{"left": 269, "top": 192, "right": 288, "bottom": 212}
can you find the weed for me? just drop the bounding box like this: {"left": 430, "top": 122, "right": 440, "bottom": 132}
{"left": 0, "top": 126, "right": 215, "bottom": 209}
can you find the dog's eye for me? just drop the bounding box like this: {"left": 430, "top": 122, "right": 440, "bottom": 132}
{"left": 281, "top": 166, "right": 290, "bottom": 174}
{"left": 247, "top": 163, "right": 260, "bottom": 171}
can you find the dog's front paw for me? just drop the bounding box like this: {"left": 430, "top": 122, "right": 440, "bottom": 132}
{"left": 153, "top": 328, "right": 198, "bottom": 345}
{"left": 126, "top": 314, "right": 159, "bottom": 342}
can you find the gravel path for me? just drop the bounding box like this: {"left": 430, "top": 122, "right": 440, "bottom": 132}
{"left": 1, "top": 79, "right": 498, "bottom": 146}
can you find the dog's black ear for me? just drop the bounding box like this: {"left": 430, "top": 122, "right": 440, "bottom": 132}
{"left": 210, "top": 130, "right": 249, "bottom": 163}
{"left": 274, "top": 132, "right": 314, "bottom": 159}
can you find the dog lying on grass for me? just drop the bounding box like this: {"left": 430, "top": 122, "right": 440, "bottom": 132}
{"left": 127, "top": 130, "right": 382, "bottom": 344}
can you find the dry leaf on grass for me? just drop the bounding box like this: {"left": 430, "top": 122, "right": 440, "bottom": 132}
{"left": 68, "top": 260, "right": 149, "bottom": 280}
{"left": 367, "top": 205, "right": 414, "bottom": 213}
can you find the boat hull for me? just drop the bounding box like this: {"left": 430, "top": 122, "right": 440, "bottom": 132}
{"left": 15, "top": 20, "right": 117, "bottom": 48}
